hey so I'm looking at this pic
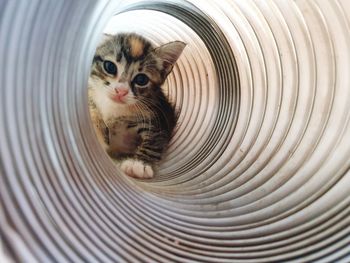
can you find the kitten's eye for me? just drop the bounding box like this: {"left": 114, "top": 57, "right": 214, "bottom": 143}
{"left": 134, "top": 74, "right": 149, "bottom": 86}
{"left": 103, "top": 60, "right": 117, "bottom": 75}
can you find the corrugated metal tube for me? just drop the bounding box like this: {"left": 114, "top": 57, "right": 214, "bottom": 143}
{"left": 1, "top": 0, "right": 350, "bottom": 262}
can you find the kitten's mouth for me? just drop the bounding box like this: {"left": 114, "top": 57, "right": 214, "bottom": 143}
{"left": 109, "top": 87, "right": 129, "bottom": 104}
{"left": 110, "top": 94, "right": 127, "bottom": 104}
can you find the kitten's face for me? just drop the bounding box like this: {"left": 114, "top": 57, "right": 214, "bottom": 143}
{"left": 89, "top": 33, "right": 186, "bottom": 106}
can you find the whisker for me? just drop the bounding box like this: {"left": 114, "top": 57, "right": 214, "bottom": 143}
{"left": 138, "top": 100, "right": 160, "bottom": 126}
{"left": 136, "top": 103, "right": 153, "bottom": 131}
{"left": 139, "top": 98, "right": 173, "bottom": 129}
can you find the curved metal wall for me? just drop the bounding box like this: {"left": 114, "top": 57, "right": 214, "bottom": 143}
{"left": 1, "top": 0, "right": 350, "bottom": 262}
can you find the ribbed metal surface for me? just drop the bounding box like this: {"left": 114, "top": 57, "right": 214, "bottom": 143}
{"left": 1, "top": 0, "right": 350, "bottom": 262}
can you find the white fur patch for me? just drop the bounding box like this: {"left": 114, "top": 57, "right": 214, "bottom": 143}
{"left": 89, "top": 79, "right": 135, "bottom": 121}
{"left": 119, "top": 159, "right": 154, "bottom": 179}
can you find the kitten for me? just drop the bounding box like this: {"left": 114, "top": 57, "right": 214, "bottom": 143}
{"left": 88, "top": 33, "right": 186, "bottom": 179}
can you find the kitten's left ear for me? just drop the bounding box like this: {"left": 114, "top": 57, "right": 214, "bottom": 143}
{"left": 154, "top": 41, "right": 187, "bottom": 77}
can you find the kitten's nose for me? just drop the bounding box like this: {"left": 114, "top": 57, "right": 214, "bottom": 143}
{"left": 115, "top": 88, "right": 129, "bottom": 97}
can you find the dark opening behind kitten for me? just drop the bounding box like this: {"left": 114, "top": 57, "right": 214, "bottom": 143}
{"left": 88, "top": 33, "right": 186, "bottom": 179}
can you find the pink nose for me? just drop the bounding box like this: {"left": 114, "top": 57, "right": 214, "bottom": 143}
{"left": 115, "top": 88, "right": 129, "bottom": 97}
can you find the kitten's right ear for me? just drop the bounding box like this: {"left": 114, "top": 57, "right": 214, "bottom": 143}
{"left": 154, "top": 41, "right": 187, "bottom": 77}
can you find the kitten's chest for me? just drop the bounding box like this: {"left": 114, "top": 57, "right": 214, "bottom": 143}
{"left": 105, "top": 117, "right": 143, "bottom": 157}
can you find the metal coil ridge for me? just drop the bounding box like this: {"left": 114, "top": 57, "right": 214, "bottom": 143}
{"left": 1, "top": 0, "right": 350, "bottom": 262}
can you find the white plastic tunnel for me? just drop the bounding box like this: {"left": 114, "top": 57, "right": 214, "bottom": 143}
{"left": 1, "top": 0, "right": 350, "bottom": 262}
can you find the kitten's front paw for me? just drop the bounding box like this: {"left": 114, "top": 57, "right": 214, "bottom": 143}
{"left": 119, "top": 159, "right": 154, "bottom": 179}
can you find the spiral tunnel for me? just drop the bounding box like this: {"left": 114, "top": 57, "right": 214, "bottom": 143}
{"left": 1, "top": 0, "right": 350, "bottom": 262}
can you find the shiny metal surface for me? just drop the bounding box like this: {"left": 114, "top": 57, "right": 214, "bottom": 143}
{"left": 1, "top": 0, "right": 350, "bottom": 262}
